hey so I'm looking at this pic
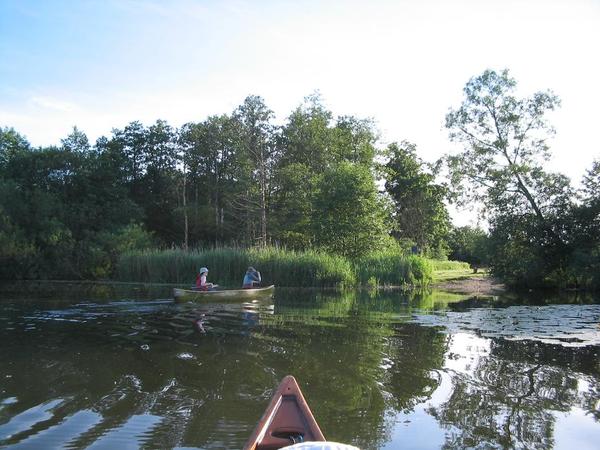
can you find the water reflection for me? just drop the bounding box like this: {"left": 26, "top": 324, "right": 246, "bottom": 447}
{"left": 427, "top": 333, "right": 599, "bottom": 449}
{"left": 0, "top": 283, "right": 598, "bottom": 449}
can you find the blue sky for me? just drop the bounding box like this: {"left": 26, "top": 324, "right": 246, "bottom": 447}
{"left": 1, "top": 0, "right": 599, "bottom": 223}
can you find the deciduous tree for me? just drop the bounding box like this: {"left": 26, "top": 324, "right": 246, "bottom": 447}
{"left": 312, "top": 162, "right": 388, "bottom": 258}
{"left": 384, "top": 141, "right": 449, "bottom": 256}
{"left": 444, "top": 69, "right": 579, "bottom": 286}
{"left": 445, "top": 69, "right": 564, "bottom": 233}
{"left": 233, "top": 96, "right": 276, "bottom": 246}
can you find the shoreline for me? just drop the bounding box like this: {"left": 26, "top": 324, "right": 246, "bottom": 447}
{"left": 431, "top": 275, "right": 506, "bottom": 296}
{"left": 1, "top": 277, "right": 507, "bottom": 295}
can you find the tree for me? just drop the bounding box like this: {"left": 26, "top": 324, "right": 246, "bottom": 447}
{"left": 0, "top": 127, "right": 30, "bottom": 169}
{"left": 179, "top": 115, "right": 244, "bottom": 246}
{"left": 0, "top": 203, "right": 36, "bottom": 278}
{"left": 0, "top": 142, "right": 79, "bottom": 277}
{"left": 276, "top": 92, "right": 334, "bottom": 171}
{"left": 270, "top": 162, "right": 315, "bottom": 248}
{"left": 384, "top": 141, "right": 450, "bottom": 256}
{"left": 272, "top": 93, "right": 382, "bottom": 250}
{"left": 0, "top": 129, "right": 36, "bottom": 278}
{"left": 447, "top": 226, "right": 490, "bottom": 269}
{"left": 141, "top": 120, "right": 179, "bottom": 243}
{"left": 312, "top": 162, "right": 389, "bottom": 258}
{"left": 233, "top": 96, "right": 276, "bottom": 246}
{"left": 582, "top": 159, "right": 600, "bottom": 204}
{"left": 566, "top": 159, "right": 600, "bottom": 289}
{"left": 331, "top": 115, "right": 378, "bottom": 166}
{"left": 106, "top": 121, "right": 180, "bottom": 244}
{"left": 445, "top": 69, "right": 564, "bottom": 234}
{"left": 271, "top": 93, "right": 333, "bottom": 247}
{"left": 444, "top": 69, "right": 578, "bottom": 286}
{"left": 111, "top": 121, "right": 148, "bottom": 186}
{"left": 61, "top": 126, "right": 90, "bottom": 153}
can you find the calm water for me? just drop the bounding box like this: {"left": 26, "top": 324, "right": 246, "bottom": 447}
{"left": 0, "top": 282, "right": 599, "bottom": 449}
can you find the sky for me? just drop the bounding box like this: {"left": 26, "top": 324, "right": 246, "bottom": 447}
{"left": 1, "top": 0, "right": 599, "bottom": 224}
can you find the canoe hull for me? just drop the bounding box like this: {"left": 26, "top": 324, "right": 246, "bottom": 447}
{"left": 244, "top": 375, "right": 325, "bottom": 450}
{"left": 173, "top": 285, "right": 275, "bottom": 302}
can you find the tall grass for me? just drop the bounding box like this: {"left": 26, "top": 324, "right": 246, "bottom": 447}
{"left": 427, "top": 259, "right": 471, "bottom": 271}
{"left": 355, "top": 250, "right": 432, "bottom": 287}
{"left": 115, "top": 247, "right": 431, "bottom": 287}
{"left": 116, "top": 247, "right": 356, "bottom": 288}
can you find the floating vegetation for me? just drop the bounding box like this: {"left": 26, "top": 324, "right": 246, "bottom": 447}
{"left": 414, "top": 304, "right": 600, "bottom": 347}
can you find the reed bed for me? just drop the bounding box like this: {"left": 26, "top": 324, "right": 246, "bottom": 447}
{"left": 354, "top": 251, "right": 432, "bottom": 287}
{"left": 116, "top": 247, "right": 432, "bottom": 287}
{"left": 116, "top": 247, "right": 355, "bottom": 288}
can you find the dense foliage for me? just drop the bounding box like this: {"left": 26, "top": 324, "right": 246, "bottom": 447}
{"left": 384, "top": 141, "right": 450, "bottom": 257}
{"left": 2, "top": 73, "right": 598, "bottom": 290}
{"left": 0, "top": 94, "right": 435, "bottom": 282}
{"left": 447, "top": 226, "right": 490, "bottom": 269}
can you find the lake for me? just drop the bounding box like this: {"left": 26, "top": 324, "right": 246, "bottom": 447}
{"left": 0, "top": 282, "right": 599, "bottom": 449}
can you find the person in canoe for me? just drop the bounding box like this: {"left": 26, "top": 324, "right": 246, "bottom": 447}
{"left": 195, "top": 267, "right": 216, "bottom": 291}
{"left": 242, "top": 266, "right": 261, "bottom": 289}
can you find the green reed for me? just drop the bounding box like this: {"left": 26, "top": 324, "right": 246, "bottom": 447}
{"left": 116, "top": 247, "right": 432, "bottom": 287}
{"left": 354, "top": 251, "right": 432, "bottom": 287}
{"left": 116, "top": 247, "right": 356, "bottom": 288}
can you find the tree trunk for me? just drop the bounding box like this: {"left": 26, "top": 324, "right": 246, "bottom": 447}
{"left": 215, "top": 166, "right": 219, "bottom": 246}
{"left": 259, "top": 144, "right": 267, "bottom": 247}
{"left": 246, "top": 188, "right": 252, "bottom": 245}
{"left": 502, "top": 148, "right": 563, "bottom": 246}
{"left": 182, "top": 169, "right": 188, "bottom": 250}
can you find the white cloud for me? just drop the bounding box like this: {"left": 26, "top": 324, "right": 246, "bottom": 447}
{"left": 29, "top": 96, "right": 79, "bottom": 113}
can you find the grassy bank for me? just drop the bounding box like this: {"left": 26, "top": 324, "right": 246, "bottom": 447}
{"left": 428, "top": 259, "right": 474, "bottom": 283}
{"left": 115, "top": 247, "right": 432, "bottom": 288}
{"left": 427, "top": 259, "right": 471, "bottom": 271}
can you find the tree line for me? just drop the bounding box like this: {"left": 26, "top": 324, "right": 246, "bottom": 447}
{"left": 0, "top": 93, "right": 448, "bottom": 280}
{"left": 1, "top": 70, "right": 598, "bottom": 289}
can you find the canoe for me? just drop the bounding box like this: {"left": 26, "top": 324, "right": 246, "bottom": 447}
{"left": 173, "top": 285, "right": 275, "bottom": 302}
{"left": 244, "top": 375, "right": 325, "bottom": 450}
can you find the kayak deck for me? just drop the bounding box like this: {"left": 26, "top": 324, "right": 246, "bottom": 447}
{"left": 173, "top": 285, "right": 275, "bottom": 302}
{"left": 244, "top": 375, "right": 325, "bottom": 450}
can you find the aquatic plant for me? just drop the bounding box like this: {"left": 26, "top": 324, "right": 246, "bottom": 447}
{"left": 355, "top": 250, "right": 432, "bottom": 287}
{"left": 116, "top": 246, "right": 432, "bottom": 287}
{"left": 116, "top": 247, "right": 356, "bottom": 287}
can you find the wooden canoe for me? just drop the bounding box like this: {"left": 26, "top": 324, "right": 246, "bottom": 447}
{"left": 173, "top": 285, "right": 275, "bottom": 302}
{"left": 244, "top": 375, "right": 325, "bottom": 450}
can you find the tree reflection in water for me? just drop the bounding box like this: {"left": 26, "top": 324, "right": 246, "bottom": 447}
{"left": 427, "top": 333, "right": 599, "bottom": 449}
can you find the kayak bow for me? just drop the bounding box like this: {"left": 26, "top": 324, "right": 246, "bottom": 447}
{"left": 244, "top": 375, "right": 325, "bottom": 450}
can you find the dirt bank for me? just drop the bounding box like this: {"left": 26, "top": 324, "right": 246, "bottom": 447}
{"left": 432, "top": 275, "right": 506, "bottom": 296}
